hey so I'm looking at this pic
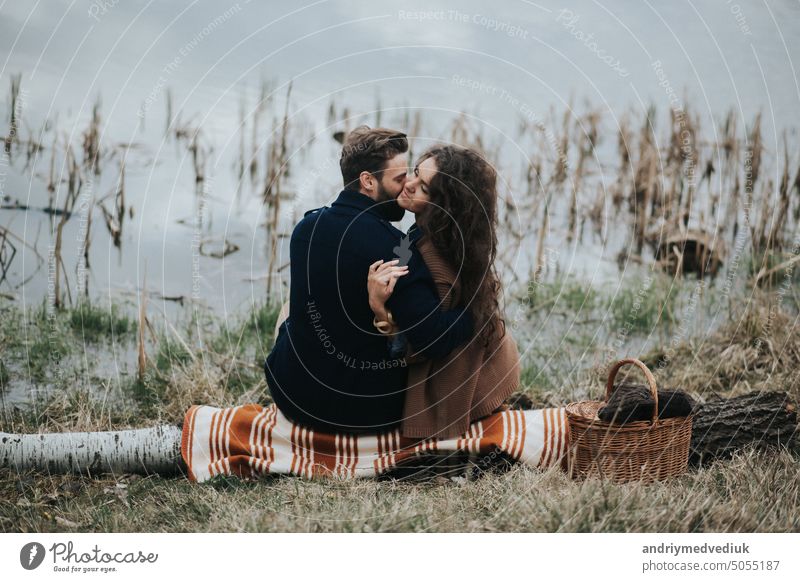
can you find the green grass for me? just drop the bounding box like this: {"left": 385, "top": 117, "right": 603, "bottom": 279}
{"left": 212, "top": 302, "right": 282, "bottom": 356}
{"left": 0, "top": 299, "right": 138, "bottom": 382}
{"left": 520, "top": 362, "right": 550, "bottom": 389}
{"left": 605, "top": 275, "right": 678, "bottom": 334}
{"left": 523, "top": 273, "right": 716, "bottom": 359}
{"left": 126, "top": 373, "right": 165, "bottom": 411}
{"left": 242, "top": 302, "right": 282, "bottom": 342}
{"left": 24, "top": 312, "right": 72, "bottom": 382}
{"left": 527, "top": 275, "right": 599, "bottom": 313}
{"left": 155, "top": 337, "right": 194, "bottom": 372}
{"left": 69, "top": 300, "right": 136, "bottom": 342}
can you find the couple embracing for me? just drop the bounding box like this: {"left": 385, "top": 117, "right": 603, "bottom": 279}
{"left": 265, "top": 126, "right": 520, "bottom": 440}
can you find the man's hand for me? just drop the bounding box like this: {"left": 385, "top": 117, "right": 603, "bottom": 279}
{"left": 368, "top": 259, "right": 408, "bottom": 320}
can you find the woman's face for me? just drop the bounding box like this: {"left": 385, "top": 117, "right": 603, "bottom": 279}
{"left": 397, "top": 156, "right": 435, "bottom": 214}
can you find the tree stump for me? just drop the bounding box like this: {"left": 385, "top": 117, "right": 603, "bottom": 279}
{"left": 650, "top": 228, "right": 725, "bottom": 277}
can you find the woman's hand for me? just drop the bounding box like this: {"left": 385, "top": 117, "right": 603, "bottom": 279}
{"left": 368, "top": 259, "right": 409, "bottom": 319}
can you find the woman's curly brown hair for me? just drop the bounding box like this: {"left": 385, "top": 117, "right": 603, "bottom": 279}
{"left": 415, "top": 145, "right": 504, "bottom": 346}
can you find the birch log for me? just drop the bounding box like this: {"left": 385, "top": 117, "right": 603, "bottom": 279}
{"left": 0, "top": 424, "right": 184, "bottom": 476}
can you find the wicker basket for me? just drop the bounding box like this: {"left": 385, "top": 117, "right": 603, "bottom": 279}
{"left": 565, "top": 358, "right": 692, "bottom": 484}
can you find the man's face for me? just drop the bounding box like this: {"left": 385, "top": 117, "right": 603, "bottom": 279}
{"left": 374, "top": 153, "right": 408, "bottom": 202}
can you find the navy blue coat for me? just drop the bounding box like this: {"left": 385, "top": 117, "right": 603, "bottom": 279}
{"left": 264, "top": 189, "right": 473, "bottom": 433}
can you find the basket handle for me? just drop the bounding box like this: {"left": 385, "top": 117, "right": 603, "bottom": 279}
{"left": 605, "top": 358, "right": 659, "bottom": 423}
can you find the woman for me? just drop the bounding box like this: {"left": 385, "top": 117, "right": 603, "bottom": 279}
{"left": 368, "top": 145, "right": 521, "bottom": 440}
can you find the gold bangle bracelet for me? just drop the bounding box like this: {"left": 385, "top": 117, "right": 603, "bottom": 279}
{"left": 373, "top": 317, "right": 395, "bottom": 334}
{"left": 373, "top": 308, "right": 400, "bottom": 334}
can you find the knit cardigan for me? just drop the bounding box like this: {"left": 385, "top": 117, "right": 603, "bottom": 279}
{"left": 400, "top": 234, "right": 521, "bottom": 439}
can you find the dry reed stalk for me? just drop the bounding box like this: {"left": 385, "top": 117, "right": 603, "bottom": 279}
{"left": 47, "top": 132, "right": 57, "bottom": 195}
{"left": 665, "top": 107, "right": 683, "bottom": 223}
{"left": 96, "top": 159, "right": 126, "bottom": 249}
{"left": 81, "top": 196, "right": 92, "bottom": 298}
{"left": 612, "top": 116, "right": 632, "bottom": 210}
{"left": 792, "top": 160, "right": 800, "bottom": 223}
{"left": 165, "top": 88, "right": 173, "bottom": 136}
{"left": 721, "top": 110, "right": 737, "bottom": 159}
{"left": 679, "top": 112, "right": 699, "bottom": 228}
{"left": 188, "top": 129, "right": 208, "bottom": 184}
{"left": 53, "top": 143, "right": 82, "bottom": 309}
{"left": 24, "top": 127, "right": 44, "bottom": 165}
{"left": 265, "top": 81, "right": 292, "bottom": 300}
{"left": 634, "top": 147, "right": 657, "bottom": 255}
{"left": 5, "top": 73, "right": 22, "bottom": 155}
{"left": 67, "top": 140, "right": 81, "bottom": 203}
{"left": 327, "top": 98, "right": 336, "bottom": 127}
{"left": 629, "top": 108, "right": 656, "bottom": 254}
{"left": 250, "top": 79, "right": 273, "bottom": 187}
{"left": 374, "top": 89, "right": 382, "bottom": 128}
{"left": 236, "top": 95, "right": 246, "bottom": 199}
{"left": 771, "top": 134, "right": 792, "bottom": 249}
{"left": 533, "top": 186, "right": 552, "bottom": 282}
{"left": 588, "top": 182, "right": 606, "bottom": 239}
{"left": 702, "top": 158, "right": 717, "bottom": 222}
{"left": 553, "top": 106, "right": 571, "bottom": 185}
{"left": 629, "top": 106, "right": 653, "bottom": 215}
{"left": 407, "top": 110, "right": 422, "bottom": 161}
{"left": 82, "top": 98, "right": 102, "bottom": 174}
{"left": 115, "top": 157, "right": 126, "bottom": 240}
{"left": 449, "top": 112, "right": 470, "bottom": 149}
{"left": 0, "top": 227, "right": 18, "bottom": 287}
{"left": 567, "top": 130, "right": 589, "bottom": 243}
{"left": 745, "top": 113, "right": 763, "bottom": 197}
{"left": 721, "top": 114, "right": 741, "bottom": 246}
{"left": 137, "top": 267, "right": 147, "bottom": 382}
{"left": 753, "top": 181, "right": 772, "bottom": 269}
{"left": 74, "top": 183, "right": 94, "bottom": 300}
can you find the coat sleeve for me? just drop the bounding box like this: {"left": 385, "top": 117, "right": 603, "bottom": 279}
{"left": 384, "top": 245, "right": 473, "bottom": 360}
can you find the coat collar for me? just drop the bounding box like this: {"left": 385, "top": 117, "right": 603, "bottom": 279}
{"left": 332, "top": 189, "right": 403, "bottom": 222}
{"left": 407, "top": 221, "right": 425, "bottom": 243}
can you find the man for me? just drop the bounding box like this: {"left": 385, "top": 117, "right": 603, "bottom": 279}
{"left": 264, "top": 126, "right": 473, "bottom": 433}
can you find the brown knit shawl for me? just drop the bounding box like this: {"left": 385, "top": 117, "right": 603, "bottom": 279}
{"left": 400, "top": 235, "right": 521, "bottom": 439}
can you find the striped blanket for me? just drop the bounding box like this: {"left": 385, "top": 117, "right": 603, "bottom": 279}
{"left": 181, "top": 403, "right": 570, "bottom": 482}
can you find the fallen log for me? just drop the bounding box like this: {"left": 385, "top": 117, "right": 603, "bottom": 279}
{"left": 0, "top": 424, "right": 185, "bottom": 477}
{"left": 1, "top": 392, "right": 796, "bottom": 478}
{"left": 689, "top": 390, "right": 798, "bottom": 465}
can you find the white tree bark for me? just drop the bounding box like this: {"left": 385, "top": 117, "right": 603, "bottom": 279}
{"left": 0, "top": 425, "right": 184, "bottom": 476}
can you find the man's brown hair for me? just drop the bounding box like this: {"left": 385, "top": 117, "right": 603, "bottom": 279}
{"left": 339, "top": 126, "right": 408, "bottom": 190}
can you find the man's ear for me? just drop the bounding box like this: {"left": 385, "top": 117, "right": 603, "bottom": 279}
{"left": 359, "top": 171, "right": 375, "bottom": 194}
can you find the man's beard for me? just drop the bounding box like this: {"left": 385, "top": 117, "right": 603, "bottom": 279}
{"left": 376, "top": 182, "right": 406, "bottom": 222}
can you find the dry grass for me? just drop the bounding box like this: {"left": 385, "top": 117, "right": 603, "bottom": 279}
{"left": 1, "top": 384, "right": 140, "bottom": 434}
{"left": 0, "top": 251, "right": 800, "bottom": 532}
{"left": 159, "top": 357, "right": 269, "bottom": 423}
{"left": 2, "top": 445, "right": 797, "bottom": 533}
{"left": 1, "top": 282, "right": 797, "bottom": 533}
{"left": 641, "top": 297, "right": 800, "bottom": 402}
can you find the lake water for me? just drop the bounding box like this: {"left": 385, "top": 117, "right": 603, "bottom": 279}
{"left": 1, "top": 0, "right": 799, "bottom": 315}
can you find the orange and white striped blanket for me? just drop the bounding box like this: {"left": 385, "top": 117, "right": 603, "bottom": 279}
{"left": 181, "top": 403, "right": 569, "bottom": 482}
